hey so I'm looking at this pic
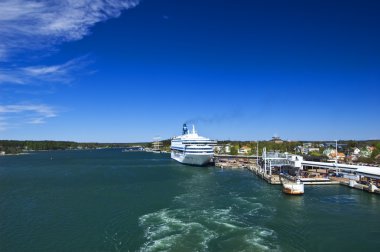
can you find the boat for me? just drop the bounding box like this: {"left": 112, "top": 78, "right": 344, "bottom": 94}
{"left": 281, "top": 177, "right": 304, "bottom": 195}
{"left": 122, "top": 146, "right": 144, "bottom": 152}
{"left": 171, "top": 124, "right": 217, "bottom": 166}
{"left": 152, "top": 137, "right": 163, "bottom": 153}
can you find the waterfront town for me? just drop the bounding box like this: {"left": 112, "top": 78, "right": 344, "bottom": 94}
{"left": 2, "top": 136, "right": 380, "bottom": 196}
{"left": 160, "top": 136, "right": 380, "bottom": 166}
{"left": 210, "top": 137, "right": 380, "bottom": 195}
{"left": 213, "top": 137, "right": 380, "bottom": 165}
{"left": 2, "top": 137, "right": 380, "bottom": 165}
{"left": 156, "top": 135, "right": 380, "bottom": 195}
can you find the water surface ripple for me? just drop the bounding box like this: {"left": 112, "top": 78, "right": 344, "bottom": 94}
{"left": 1, "top": 150, "right": 379, "bottom": 251}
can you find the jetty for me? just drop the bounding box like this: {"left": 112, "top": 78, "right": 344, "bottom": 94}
{"left": 214, "top": 149, "right": 380, "bottom": 195}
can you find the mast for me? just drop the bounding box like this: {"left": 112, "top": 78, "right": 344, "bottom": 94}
{"left": 153, "top": 137, "right": 162, "bottom": 151}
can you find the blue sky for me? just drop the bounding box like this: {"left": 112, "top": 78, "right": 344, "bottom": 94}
{"left": 0, "top": 0, "right": 379, "bottom": 142}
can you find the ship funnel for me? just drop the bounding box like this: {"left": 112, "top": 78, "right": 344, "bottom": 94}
{"left": 183, "top": 123, "right": 189, "bottom": 135}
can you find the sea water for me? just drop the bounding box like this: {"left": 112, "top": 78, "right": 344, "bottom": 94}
{"left": 1, "top": 149, "right": 379, "bottom": 251}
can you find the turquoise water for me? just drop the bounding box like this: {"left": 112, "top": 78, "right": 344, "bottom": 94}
{"left": 1, "top": 149, "right": 379, "bottom": 251}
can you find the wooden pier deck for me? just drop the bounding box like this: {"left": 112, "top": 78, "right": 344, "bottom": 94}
{"left": 214, "top": 156, "right": 281, "bottom": 184}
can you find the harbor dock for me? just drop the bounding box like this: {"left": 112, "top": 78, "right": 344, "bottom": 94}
{"left": 335, "top": 178, "right": 380, "bottom": 194}
{"left": 214, "top": 151, "right": 380, "bottom": 195}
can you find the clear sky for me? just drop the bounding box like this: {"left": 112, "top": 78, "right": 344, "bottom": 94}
{"left": 0, "top": 0, "right": 379, "bottom": 142}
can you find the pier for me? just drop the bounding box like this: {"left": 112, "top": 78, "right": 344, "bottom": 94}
{"left": 214, "top": 150, "right": 380, "bottom": 195}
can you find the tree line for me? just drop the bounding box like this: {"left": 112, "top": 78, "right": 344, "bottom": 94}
{"left": 0, "top": 140, "right": 137, "bottom": 154}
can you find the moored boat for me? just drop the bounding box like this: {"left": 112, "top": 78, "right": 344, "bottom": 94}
{"left": 171, "top": 124, "right": 216, "bottom": 166}
{"left": 281, "top": 177, "right": 304, "bottom": 195}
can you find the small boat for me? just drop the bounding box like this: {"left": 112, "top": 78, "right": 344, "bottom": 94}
{"left": 122, "top": 146, "right": 144, "bottom": 152}
{"left": 282, "top": 178, "right": 304, "bottom": 195}
{"left": 152, "top": 137, "right": 162, "bottom": 154}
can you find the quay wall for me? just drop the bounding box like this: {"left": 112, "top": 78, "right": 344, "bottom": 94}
{"left": 214, "top": 155, "right": 378, "bottom": 194}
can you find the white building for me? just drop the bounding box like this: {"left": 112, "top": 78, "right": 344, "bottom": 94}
{"left": 238, "top": 146, "right": 251, "bottom": 155}
{"left": 353, "top": 148, "right": 360, "bottom": 155}
{"left": 225, "top": 145, "right": 231, "bottom": 153}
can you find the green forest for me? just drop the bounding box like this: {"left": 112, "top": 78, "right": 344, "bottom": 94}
{"left": 0, "top": 140, "right": 133, "bottom": 154}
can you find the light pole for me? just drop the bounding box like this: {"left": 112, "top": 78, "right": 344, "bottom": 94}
{"left": 256, "top": 140, "right": 259, "bottom": 165}
{"left": 335, "top": 140, "right": 338, "bottom": 164}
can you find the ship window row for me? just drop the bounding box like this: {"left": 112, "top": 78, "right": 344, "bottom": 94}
{"left": 184, "top": 151, "right": 214, "bottom": 154}
{"left": 171, "top": 148, "right": 185, "bottom": 151}
{"left": 171, "top": 149, "right": 183, "bottom": 152}
{"left": 182, "top": 142, "right": 216, "bottom": 144}
{"left": 185, "top": 145, "right": 214, "bottom": 147}
{"left": 185, "top": 147, "right": 214, "bottom": 149}
{"left": 185, "top": 150, "right": 214, "bottom": 152}
{"left": 171, "top": 148, "right": 214, "bottom": 153}
{"left": 172, "top": 147, "right": 213, "bottom": 151}
{"left": 172, "top": 149, "right": 184, "bottom": 153}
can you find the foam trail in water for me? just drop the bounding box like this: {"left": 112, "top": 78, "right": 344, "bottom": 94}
{"left": 138, "top": 204, "right": 280, "bottom": 251}
{"left": 138, "top": 171, "right": 280, "bottom": 251}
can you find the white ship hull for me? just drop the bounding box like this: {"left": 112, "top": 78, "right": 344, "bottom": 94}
{"left": 282, "top": 180, "right": 304, "bottom": 195}
{"left": 171, "top": 151, "right": 213, "bottom": 166}
{"left": 170, "top": 124, "right": 216, "bottom": 166}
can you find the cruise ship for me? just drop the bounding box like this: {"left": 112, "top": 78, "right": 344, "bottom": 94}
{"left": 171, "top": 124, "right": 217, "bottom": 166}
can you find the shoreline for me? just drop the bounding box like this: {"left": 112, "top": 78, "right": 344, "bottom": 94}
{"left": 0, "top": 152, "right": 31, "bottom": 157}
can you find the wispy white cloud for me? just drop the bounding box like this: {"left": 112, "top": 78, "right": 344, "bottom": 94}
{"left": 0, "top": 104, "right": 57, "bottom": 117}
{"left": 0, "top": 70, "right": 24, "bottom": 84}
{"left": 0, "top": 0, "right": 140, "bottom": 61}
{"left": 0, "top": 1, "right": 139, "bottom": 131}
{"left": 0, "top": 56, "right": 91, "bottom": 85}
{"left": 0, "top": 104, "right": 57, "bottom": 130}
{"left": 28, "top": 117, "right": 47, "bottom": 124}
{"left": 0, "top": 117, "right": 9, "bottom": 131}
{"left": 0, "top": 45, "right": 8, "bottom": 60}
